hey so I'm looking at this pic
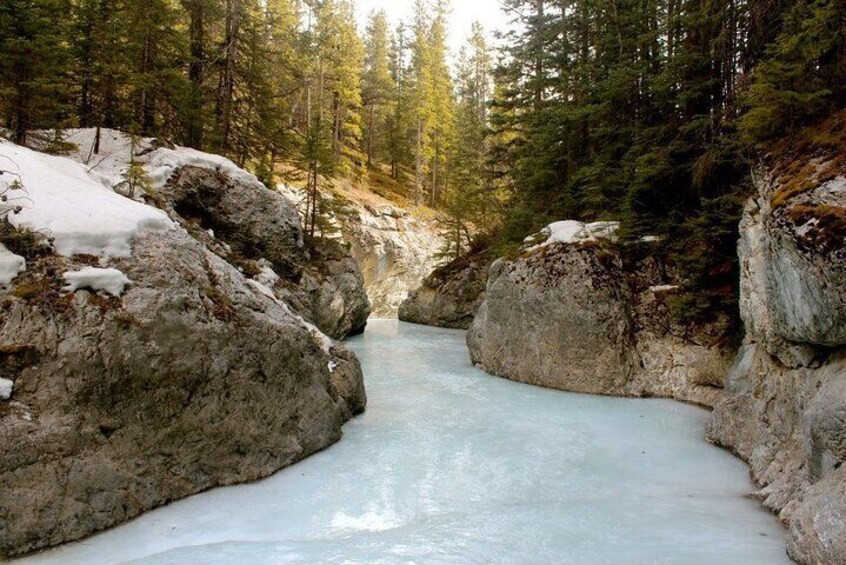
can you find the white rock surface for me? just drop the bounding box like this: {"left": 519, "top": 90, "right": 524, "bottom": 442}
{"left": 278, "top": 183, "right": 444, "bottom": 319}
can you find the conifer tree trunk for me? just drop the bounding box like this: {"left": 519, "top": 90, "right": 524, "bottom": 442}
{"left": 185, "top": 0, "right": 205, "bottom": 148}
{"left": 216, "top": 0, "right": 241, "bottom": 151}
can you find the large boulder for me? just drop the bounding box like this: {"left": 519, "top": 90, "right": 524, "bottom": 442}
{"left": 399, "top": 251, "right": 491, "bottom": 330}
{"left": 466, "top": 221, "right": 732, "bottom": 405}
{"left": 0, "top": 228, "right": 365, "bottom": 557}
{"left": 708, "top": 159, "right": 846, "bottom": 564}
{"left": 467, "top": 243, "right": 638, "bottom": 394}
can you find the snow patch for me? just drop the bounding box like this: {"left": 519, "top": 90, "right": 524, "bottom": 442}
{"left": 63, "top": 267, "right": 131, "bottom": 297}
{"left": 0, "top": 378, "right": 13, "bottom": 400}
{"left": 0, "top": 140, "right": 173, "bottom": 257}
{"left": 0, "top": 244, "right": 26, "bottom": 285}
{"left": 145, "top": 146, "right": 263, "bottom": 192}
{"left": 527, "top": 220, "right": 620, "bottom": 251}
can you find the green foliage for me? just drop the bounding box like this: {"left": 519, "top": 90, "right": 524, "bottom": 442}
{"left": 120, "top": 134, "right": 154, "bottom": 198}
{"left": 740, "top": 0, "right": 846, "bottom": 143}
{"left": 0, "top": 0, "right": 72, "bottom": 144}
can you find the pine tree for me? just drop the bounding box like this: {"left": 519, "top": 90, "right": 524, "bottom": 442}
{"left": 426, "top": 0, "right": 455, "bottom": 206}
{"left": 362, "top": 10, "right": 396, "bottom": 168}
{"left": 442, "top": 22, "right": 495, "bottom": 258}
{"left": 741, "top": 0, "right": 846, "bottom": 142}
{"left": 0, "top": 0, "right": 72, "bottom": 144}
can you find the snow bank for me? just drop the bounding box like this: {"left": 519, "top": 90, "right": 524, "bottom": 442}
{"left": 0, "top": 378, "right": 12, "bottom": 400}
{"left": 63, "top": 267, "right": 131, "bottom": 297}
{"left": 527, "top": 220, "right": 620, "bottom": 251}
{"left": 0, "top": 244, "right": 25, "bottom": 285}
{"left": 62, "top": 129, "right": 268, "bottom": 193}
{"left": 0, "top": 140, "right": 173, "bottom": 257}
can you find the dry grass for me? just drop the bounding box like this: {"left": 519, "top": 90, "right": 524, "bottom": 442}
{"left": 769, "top": 111, "right": 846, "bottom": 208}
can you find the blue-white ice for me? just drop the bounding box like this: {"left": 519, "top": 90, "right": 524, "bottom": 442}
{"left": 16, "top": 321, "right": 789, "bottom": 564}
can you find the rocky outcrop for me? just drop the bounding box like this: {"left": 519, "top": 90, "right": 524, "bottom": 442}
{"left": 0, "top": 133, "right": 368, "bottom": 557}
{"left": 399, "top": 251, "right": 491, "bottom": 330}
{"left": 279, "top": 243, "right": 370, "bottom": 339}
{"left": 466, "top": 222, "right": 733, "bottom": 406}
{"left": 151, "top": 165, "right": 370, "bottom": 340}
{"left": 708, "top": 164, "right": 846, "bottom": 564}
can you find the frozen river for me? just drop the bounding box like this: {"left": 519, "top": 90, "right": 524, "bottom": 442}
{"left": 17, "top": 321, "right": 789, "bottom": 564}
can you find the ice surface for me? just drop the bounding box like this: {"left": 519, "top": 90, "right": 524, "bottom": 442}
{"left": 62, "top": 267, "right": 131, "bottom": 297}
{"left": 0, "top": 139, "right": 173, "bottom": 258}
{"left": 14, "top": 321, "right": 790, "bottom": 565}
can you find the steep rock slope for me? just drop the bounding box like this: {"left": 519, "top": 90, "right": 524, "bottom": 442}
{"left": 466, "top": 221, "right": 733, "bottom": 406}
{"left": 708, "top": 163, "right": 846, "bottom": 565}
{"left": 0, "top": 135, "right": 366, "bottom": 557}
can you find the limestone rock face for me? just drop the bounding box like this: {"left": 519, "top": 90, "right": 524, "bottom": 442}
{"left": 708, "top": 164, "right": 846, "bottom": 565}
{"left": 339, "top": 203, "right": 442, "bottom": 318}
{"left": 277, "top": 184, "right": 442, "bottom": 320}
{"left": 738, "top": 173, "right": 846, "bottom": 367}
{"left": 283, "top": 245, "right": 370, "bottom": 339}
{"left": 0, "top": 229, "right": 365, "bottom": 557}
{"left": 399, "top": 252, "right": 491, "bottom": 330}
{"left": 465, "top": 230, "right": 733, "bottom": 403}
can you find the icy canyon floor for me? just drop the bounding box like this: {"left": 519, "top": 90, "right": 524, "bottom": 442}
{"left": 15, "top": 321, "right": 789, "bottom": 564}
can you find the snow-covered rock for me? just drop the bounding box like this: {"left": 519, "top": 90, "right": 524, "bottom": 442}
{"left": 58, "top": 129, "right": 370, "bottom": 339}
{"left": 0, "top": 244, "right": 25, "bottom": 285}
{"left": 525, "top": 220, "right": 619, "bottom": 251}
{"left": 62, "top": 267, "right": 131, "bottom": 297}
{"left": 0, "top": 139, "right": 173, "bottom": 258}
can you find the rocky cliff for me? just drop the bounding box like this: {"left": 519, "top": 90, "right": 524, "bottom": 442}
{"left": 279, "top": 182, "right": 444, "bottom": 318}
{"left": 0, "top": 132, "right": 367, "bottom": 557}
{"left": 466, "top": 221, "right": 733, "bottom": 406}
{"left": 708, "top": 162, "right": 846, "bottom": 564}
